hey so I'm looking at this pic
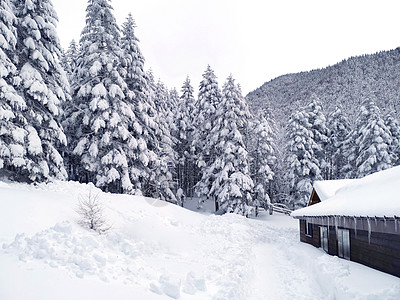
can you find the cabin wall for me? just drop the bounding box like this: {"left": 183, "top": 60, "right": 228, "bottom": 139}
{"left": 297, "top": 217, "right": 400, "bottom": 278}
{"left": 350, "top": 229, "right": 400, "bottom": 277}
{"left": 327, "top": 226, "right": 338, "bottom": 256}
{"left": 299, "top": 219, "right": 320, "bottom": 247}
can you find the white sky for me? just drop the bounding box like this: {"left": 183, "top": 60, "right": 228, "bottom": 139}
{"left": 52, "top": 0, "right": 400, "bottom": 95}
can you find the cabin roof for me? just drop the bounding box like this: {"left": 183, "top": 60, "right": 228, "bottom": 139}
{"left": 291, "top": 165, "right": 400, "bottom": 218}
{"left": 313, "top": 179, "right": 354, "bottom": 201}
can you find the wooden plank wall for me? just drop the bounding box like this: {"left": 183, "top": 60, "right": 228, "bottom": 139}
{"left": 350, "top": 229, "right": 400, "bottom": 277}
{"left": 299, "top": 220, "right": 320, "bottom": 248}
{"left": 298, "top": 218, "right": 400, "bottom": 277}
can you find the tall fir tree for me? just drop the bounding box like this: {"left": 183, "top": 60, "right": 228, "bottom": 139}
{"left": 354, "top": 99, "right": 393, "bottom": 177}
{"left": 7, "top": 0, "right": 69, "bottom": 182}
{"left": 121, "top": 14, "right": 146, "bottom": 96}
{"left": 146, "top": 76, "right": 177, "bottom": 203}
{"left": 269, "top": 126, "right": 289, "bottom": 204}
{"left": 341, "top": 129, "right": 358, "bottom": 179}
{"left": 384, "top": 113, "right": 400, "bottom": 166}
{"left": 169, "top": 87, "right": 179, "bottom": 113}
{"left": 248, "top": 110, "right": 275, "bottom": 207}
{"left": 65, "top": 0, "right": 145, "bottom": 194}
{"left": 120, "top": 13, "right": 162, "bottom": 196}
{"left": 175, "top": 77, "right": 197, "bottom": 197}
{"left": 285, "top": 108, "right": 321, "bottom": 209}
{"left": 0, "top": 0, "right": 28, "bottom": 179}
{"left": 60, "top": 39, "right": 79, "bottom": 82}
{"left": 204, "top": 76, "right": 253, "bottom": 214}
{"left": 193, "top": 65, "right": 222, "bottom": 199}
{"left": 306, "top": 95, "right": 329, "bottom": 179}
{"left": 327, "top": 106, "right": 351, "bottom": 179}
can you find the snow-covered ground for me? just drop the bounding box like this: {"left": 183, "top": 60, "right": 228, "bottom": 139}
{"left": 0, "top": 180, "right": 399, "bottom": 300}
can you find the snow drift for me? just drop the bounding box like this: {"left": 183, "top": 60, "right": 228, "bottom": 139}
{"left": 0, "top": 180, "right": 399, "bottom": 299}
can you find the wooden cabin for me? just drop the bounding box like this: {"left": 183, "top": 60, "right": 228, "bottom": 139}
{"left": 291, "top": 166, "right": 400, "bottom": 278}
{"left": 307, "top": 179, "right": 352, "bottom": 206}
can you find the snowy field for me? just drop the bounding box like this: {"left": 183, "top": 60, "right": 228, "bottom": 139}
{"left": 0, "top": 180, "right": 399, "bottom": 300}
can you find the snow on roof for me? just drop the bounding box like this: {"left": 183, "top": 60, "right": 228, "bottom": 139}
{"left": 292, "top": 165, "right": 400, "bottom": 218}
{"left": 313, "top": 179, "right": 354, "bottom": 201}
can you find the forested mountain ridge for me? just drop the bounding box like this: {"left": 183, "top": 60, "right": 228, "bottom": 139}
{"left": 246, "top": 48, "right": 400, "bottom": 127}
{"left": 246, "top": 47, "right": 400, "bottom": 208}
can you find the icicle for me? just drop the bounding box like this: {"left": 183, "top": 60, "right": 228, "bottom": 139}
{"left": 335, "top": 216, "right": 338, "bottom": 236}
{"left": 354, "top": 216, "right": 357, "bottom": 238}
{"left": 374, "top": 217, "right": 377, "bottom": 227}
{"left": 384, "top": 217, "right": 387, "bottom": 228}
{"left": 327, "top": 216, "right": 330, "bottom": 234}
{"left": 395, "top": 217, "right": 398, "bottom": 232}
{"left": 367, "top": 217, "right": 371, "bottom": 244}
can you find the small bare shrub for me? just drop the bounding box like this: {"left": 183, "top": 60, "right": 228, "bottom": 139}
{"left": 76, "top": 190, "right": 111, "bottom": 234}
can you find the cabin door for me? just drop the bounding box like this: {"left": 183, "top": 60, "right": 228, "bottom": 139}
{"left": 320, "top": 226, "right": 328, "bottom": 253}
{"left": 337, "top": 229, "right": 350, "bottom": 260}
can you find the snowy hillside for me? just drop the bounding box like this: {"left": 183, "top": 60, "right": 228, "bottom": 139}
{"left": 246, "top": 48, "right": 400, "bottom": 128}
{"left": 1, "top": 180, "right": 399, "bottom": 300}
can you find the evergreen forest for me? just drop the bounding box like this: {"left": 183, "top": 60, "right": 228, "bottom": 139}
{"left": 1, "top": 0, "right": 399, "bottom": 212}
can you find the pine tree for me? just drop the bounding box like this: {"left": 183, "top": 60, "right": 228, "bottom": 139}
{"left": 327, "top": 106, "right": 351, "bottom": 179}
{"left": 354, "top": 99, "right": 393, "bottom": 177}
{"left": 269, "top": 127, "right": 289, "bottom": 204}
{"left": 193, "top": 65, "right": 222, "bottom": 199}
{"left": 121, "top": 14, "right": 146, "bottom": 94}
{"left": 341, "top": 129, "right": 358, "bottom": 179}
{"left": 285, "top": 108, "right": 321, "bottom": 209}
{"left": 7, "top": 0, "right": 69, "bottom": 182}
{"left": 0, "top": 0, "right": 27, "bottom": 179}
{"left": 306, "top": 95, "right": 329, "bottom": 179}
{"left": 65, "top": 0, "right": 142, "bottom": 194}
{"left": 120, "top": 13, "right": 162, "bottom": 196}
{"left": 146, "top": 76, "right": 177, "bottom": 203}
{"left": 169, "top": 87, "right": 179, "bottom": 113}
{"left": 205, "top": 76, "right": 253, "bottom": 215}
{"left": 248, "top": 110, "right": 275, "bottom": 208}
{"left": 175, "top": 77, "right": 197, "bottom": 197}
{"left": 60, "top": 39, "right": 79, "bottom": 81}
{"left": 385, "top": 113, "right": 400, "bottom": 166}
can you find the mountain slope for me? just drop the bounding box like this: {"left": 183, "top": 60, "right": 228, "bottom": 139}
{"left": 247, "top": 48, "right": 400, "bottom": 127}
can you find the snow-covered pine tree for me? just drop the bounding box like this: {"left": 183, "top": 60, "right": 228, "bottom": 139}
{"left": 385, "top": 113, "right": 400, "bottom": 166}
{"left": 269, "top": 126, "right": 289, "bottom": 204}
{"left": 169, "top": 87, "right": 179, "bottom": 113}
{"left": 120, "top": 13, "right": 161, "bottom": 196}
{"left": 193, "top": 65, "right": 222, "bottom": 200}
{"left": 285, "top": 107, "right": 321, "bottom": 209}
{"left": 327, "top": 106, "right": 351, "bottom": 179}
{"left": 60, "top": 39, "right": 78, "bottom": 81}
{"left": 341, "top": 129, "right": 358, "bottom": 179}
{"left": 205, "top": 75, "right": 253, "bottom": 215}
{"left": 146, "top": 76, "right": 177, "bottom": 203}
{"left": 354, "top": 99, "right": 393, "bottom": 177}
{"left": 175, "top": 77, "right": 197, "bottom": 197}
{"left": 0, "top": 0, "right": 28, "bottom": 180}
{"left": 65, "top": 0, "right": 142, "bottom": 194}
{"left": 153, "top": 80, "right": 176, "bottom": 122}
{"left": 248, "top": 110, "right": 275, "bottom": 208}
{"left": 8, "top": 0, "right": 69, "bottom": 182}
{"left": 121, "top": 14, "right": 146, "bottom": 94}
{"left": 306, "top": 95, "right": 329, "bottom": 179}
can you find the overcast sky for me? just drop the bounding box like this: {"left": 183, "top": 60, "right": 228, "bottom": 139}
{"left": 52, "top": 0, "right": 400, "bottom": 95}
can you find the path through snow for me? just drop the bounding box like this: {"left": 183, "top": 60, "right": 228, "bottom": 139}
{"left": 0, "top": 181, "right": 399, "bottom": 299}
